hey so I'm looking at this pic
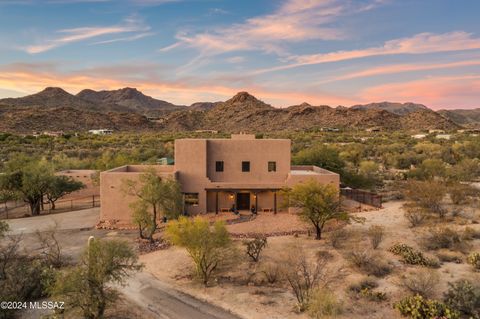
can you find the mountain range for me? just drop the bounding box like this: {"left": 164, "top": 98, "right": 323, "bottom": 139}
{"left": 0, "top": 87, "right": 476, "bottom": 133}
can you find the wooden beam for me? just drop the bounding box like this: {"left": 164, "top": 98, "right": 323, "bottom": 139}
{"left": 274, "top": 192, "right": 277, "bottom": 214}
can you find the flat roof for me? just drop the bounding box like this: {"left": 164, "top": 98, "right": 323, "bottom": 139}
{"left": 290, "top": 170, "right": 320, "bottom": 175}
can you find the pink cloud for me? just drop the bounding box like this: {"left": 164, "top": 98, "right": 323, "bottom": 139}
{"left": 360, "top": 75, "right": 480, "bottom": 109}
{"left": 253, "top": 32, "right": 480, "bottom": 75}
{"left": 317, "top": 59, "right": 480, "bottom": 83}
{"left": 0, "top": 67, "right": 357, "bottom": 107}
{"left": 164, "top": 0, "right": 384, "bottom": 56}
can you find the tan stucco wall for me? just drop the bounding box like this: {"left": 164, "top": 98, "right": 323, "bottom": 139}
{"left": 99, "top": 165, "right": 175, "bottom": 223}
{"left": 205, "top": 139, "right": 291, "bottom": 183}
{"left": 100, "top": 137, "right": 340, "bottom": 226}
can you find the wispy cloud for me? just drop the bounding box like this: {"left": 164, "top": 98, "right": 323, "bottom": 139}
{"left": 316, "top": 59, "right": 480, "bottom": 84}
{"left": 91, "top": 32, "right": 154, "bottom": 45}
{"left": 163, "top": 0, "right": 385, "bottom": 57}
{"left": 253, "top": 31, "right": 480, "bottom": 75}
{"left": 23, "top": 16, "right": 150, "bottom": 54}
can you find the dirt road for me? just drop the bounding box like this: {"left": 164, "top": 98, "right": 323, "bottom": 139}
{"left": 6, "top": 208, "right": 243, "bottom": 319}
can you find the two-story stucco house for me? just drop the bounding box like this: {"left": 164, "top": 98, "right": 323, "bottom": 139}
{"left": 100, "top": 134, "right": 339, "bottom": 225}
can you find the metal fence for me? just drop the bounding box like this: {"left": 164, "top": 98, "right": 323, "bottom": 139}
{"left": 0, "top": 195, "right": 100, "bottom": 219}
{"left": 341, "top": 188, "right": 382, "bottom": 208}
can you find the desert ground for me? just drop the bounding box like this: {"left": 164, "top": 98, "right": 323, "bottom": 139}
{"left": 5, "top": 197, "right": 480, "bottom": 319}
{"left": 141, "top": 200, "right": 480, "bottom": 319}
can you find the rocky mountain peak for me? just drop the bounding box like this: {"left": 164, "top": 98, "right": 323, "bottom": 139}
{"left": 227, "top": 91, "right": 259, "bottom": 104}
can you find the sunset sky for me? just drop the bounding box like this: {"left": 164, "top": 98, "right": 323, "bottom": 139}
{"left": 0, "top": 0, "right": 479, "bottom": 109}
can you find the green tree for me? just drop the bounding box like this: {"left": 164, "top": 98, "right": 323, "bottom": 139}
{"left": 44, "top": 175, "right": 84, "bottom": 210}
{"left": 404, "top": 180, "right": 448, "bottom": 218}
{"left": 123, "top": 169, "right": 182, "bottom": 242}
{"left": 282, "top": 180, "right": 349, "bottom": 240}
{"left": 49, "top": 238, "right": 142, "bottom": 319}
{"left": 293, "top": 145, "right": 345, "bottom": 174}
{"left": 166, "top": 216, "right": 232, "bottom": 286}
{"left": 0, "top": 160, "right": 53, "bottom": 215}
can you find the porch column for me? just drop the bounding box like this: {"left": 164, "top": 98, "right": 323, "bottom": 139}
{"left": 274, "top": 191, "right": 277, "bottom": 214}
{"left": 255, "top": 192, "right": 258, "bottom": 213}
{"left": 215, "top": 191, "right": 219, "bottom": 215}
{"left": 233, "top": 191, "right": 237, "bottom": 212}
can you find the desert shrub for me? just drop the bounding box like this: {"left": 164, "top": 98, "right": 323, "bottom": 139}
{"left": 467, "top": 252, "right": 480, "bottom": 271}
{"left": 359, "top": 288, "right": 388, "bottom": 302}
{"left": 348, "top": 277, "right": 387, "bottom": 302}
{"left": 347, "top": 249, "right": 392, "bottom": 277}
{"left": 396, "top": 269, "right": 440, "bottom": 298}
{"left": 166, "top": 217, "right": 232, "bottom": 286}
{"left": 436, "top": 249, "right": 463, "bottom": 263}
{"left": 316, "top": 250, "right": 334, "bottom": 261}
{"left": 367, "top": 225, "right": 385, "bottom": 249}
{"left": 403, "top": 180, "right": 448, "bottom": 218}
{"left": 463, "top": 227, "right": 480, "bottom": 240}
{"left": 328, "top": 228, "right": 349, "bottom": 249}
{"left": 261, "top": 262, "right": 283, "bottom": 284}
{"left": 444, "top": 280, "right": 480, "bottom": 319}
{"left": 244, "top": 236, "right": 267, "bottom": 262}
{"left": 307, "top": 289, "right": 343, "bottom": 318}
{"left": 389, "top": 244, "right": 439, "bottom": 268}
{"left": 404, "top": 204, "right": 427, "bottom": 227}
{"left": 348, "top": 277, "right": 378, "bottom": 293}
{"left": 394, "top": 294, "right": 460, "bottom": 319}
{"left": 449, "top": 183, "right": 478, "bottom": 205}
{"left": 421, "top": 227, "right": 465, "bottom": 251}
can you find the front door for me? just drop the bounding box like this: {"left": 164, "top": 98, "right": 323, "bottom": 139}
{"left": 236, "top": 193, "right": 250, "bottom": 210}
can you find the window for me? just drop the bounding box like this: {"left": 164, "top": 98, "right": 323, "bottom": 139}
{"left": 242, "top": 161, "right": 250, "bottom": 172}
{"left": 184, "top": 193, "right": 199, "bottom": 206}
{"left": 268, "top": 161, "right": 277, "bottom": 172}
{"left": 215, "top": 161, "right": 224, "bottom": 172}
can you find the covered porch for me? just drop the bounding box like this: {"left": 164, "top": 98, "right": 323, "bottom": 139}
{"left": 206, "top": 187, "right": 283, "bottom": 214}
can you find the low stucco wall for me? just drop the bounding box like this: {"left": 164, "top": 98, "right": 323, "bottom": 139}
{"left": 100, "top": 165, "right": 176, "bottom": 224}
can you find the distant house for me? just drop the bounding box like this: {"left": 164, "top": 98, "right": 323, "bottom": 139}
{"left": 429, "top": 129, "right": 445, "bottom": 134}
{"left": 436, "top": 134, "right": 452, "bottom": 140}
{"left": 156, "top": 157, "right": 174, "bottom": 165}
{"left": 412, "top": 134, "right": 427, "bottom": 139}
{"left": 195, "top": 130, "right": 219, "bottom": 134}
{"left": 88, "top": 129, "right": 113, "bottom": 135}
{"left": 366, "top": 127, "right": 381, "bottom": 132}
{"left": 33, "top": 131, "right": 65, "bottom": 137}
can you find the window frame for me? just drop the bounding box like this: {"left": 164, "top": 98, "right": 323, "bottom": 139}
{"left": 242, "top": 161, "right": 250, "bottom": 172}
{"left": 268, "top": 161, "right": 277, "bottom": 172}
{"left": 215, "top": 160, "right": 224, "bottom": 172}
{"left": 184, "top": 193, "right": 199, "bottom": 206}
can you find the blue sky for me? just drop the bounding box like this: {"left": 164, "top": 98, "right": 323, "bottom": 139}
{"left": 0, "top": 0, "right": 479, "bottom": 109}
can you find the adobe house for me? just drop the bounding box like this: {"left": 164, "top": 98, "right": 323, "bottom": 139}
{"left": 100, "top": 134, "right": 339, "bottom": 225}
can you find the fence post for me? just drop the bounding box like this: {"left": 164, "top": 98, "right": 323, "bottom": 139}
{"left": 71, "top": 200, "right": 73, "bottom": 210}
{"left": 92, "top": 195, "right": 95, "bottom": 208}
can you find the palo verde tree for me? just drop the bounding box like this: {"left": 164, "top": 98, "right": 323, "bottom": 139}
{"left": 48, "top": 238, "right": 142, "bottom": 319}
{"left": 122, "top": 168, "right": 182, "bottom": 242}
{"left": 166, "top": 216, "right": 232, "bottom": 286}
{"left": 282, "top": 180, "right": 350, "bottom": 240}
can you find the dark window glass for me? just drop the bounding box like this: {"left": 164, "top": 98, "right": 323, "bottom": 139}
{"left": 215, "top": 161, "right": 224, "bottom": 172}
{"left": 242, "top": 161, "right": 250, "bottom": 172}
{"left": 268, "top": 161, "right": 277, "bottom": 172}
{"left": 184, "top": 193, "right": 199, "bottom": 206}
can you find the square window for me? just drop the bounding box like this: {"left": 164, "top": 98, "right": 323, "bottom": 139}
{"left": 242, "top": 161, "right": 250, "bottom": 172}
{"left": 268, "top": 161, "right": 277, "bottom": 172}
{"left": 215, "top": 161, "right": 224, "bottom": 172}
{"left": 184, "top": 193, "right": 199, "bottom": 206}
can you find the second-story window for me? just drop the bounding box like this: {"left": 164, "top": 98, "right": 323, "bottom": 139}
{"left": 215, "top": 161, "right": 224, "bottom": 172}
{"left": 268, "top": 161, "right": 277, "bottom": 172}
{"left": 242, "top": 161, "right": 250, "bottom": 172}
